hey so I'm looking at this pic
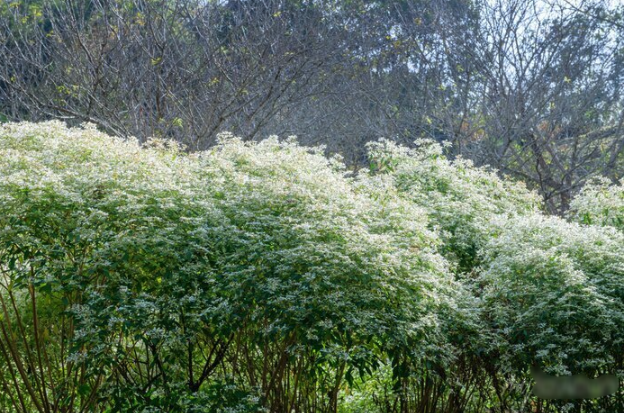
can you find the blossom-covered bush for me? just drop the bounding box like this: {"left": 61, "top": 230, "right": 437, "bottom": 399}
{"left": 0, "top": 121, "right": 226, "bottom": 411}
{"left": 0, "top": 122, "right": 466, "bottom": 412}
{"left": 365, "top": 139, "right": 624, "bottom": 412}
{"left": 569, "top": 177, "right": 624, "bottom": 231}
{"left": 1, "top": 122, "right": 622, "bottom": 413}
{"left": 477, "top": 214, "right": 624, "bottom": 410}
{"left": 365, "top": 139, "right": 540, "bottom": 273}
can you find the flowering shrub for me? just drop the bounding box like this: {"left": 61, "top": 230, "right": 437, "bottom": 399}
{"left": 0, "top": 123, "right": 621, "bottom": 412}
{"left": 476, "top": 214, "right": 624, "bottom": 411}
{"left": 0, "top": 121, "right": 225, "bottom": 411}
{"left": 569, "top": 178, "right": 624, "bottom": 230}
{"left": 365, "top": 139, "right": 540, "bottom": 273}
{"left": 365, "top": 139, "right": 623, "bottom": 412}
{"left": 0, "top": 122, "right": 465, "bottom": 412}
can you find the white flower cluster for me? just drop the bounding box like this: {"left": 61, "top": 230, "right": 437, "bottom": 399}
{"left": 365, "top": 138, "right": 540, "bottom": 272}
{"left": 569, "top": 177, "right": 624, "bottom": 230}
{"left": 478, "top": 214, "right": 624, "bottom": 374}
{"left": 1, "top": 122, "right": 622, "bottom": 412}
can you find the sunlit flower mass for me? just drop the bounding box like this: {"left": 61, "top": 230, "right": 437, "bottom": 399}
{"left": 0, "top": 122, "right": 622, "bottom": 412}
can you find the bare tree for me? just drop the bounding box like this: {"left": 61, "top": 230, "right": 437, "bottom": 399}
{"left": 0, "top": 0, "right": 347, "bottom": 149}
{"left": 463, "top": 0, "right": 624, "bottom": 212}
{"left": 2, "top": 0, "right": 624, "bottom": 211}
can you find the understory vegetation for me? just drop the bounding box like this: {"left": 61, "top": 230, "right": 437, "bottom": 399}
{"left": 0, "top": 122, "right": 623, "bottom": 412}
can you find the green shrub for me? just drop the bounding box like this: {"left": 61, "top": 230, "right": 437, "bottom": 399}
{"left": 365, "top": 139, "right": 540, "bottom": 273}
{"left": 0, "top": 122, "right": 463, "bottom": 412}
{"left": 569, "top": 177, "right": 624, "bottom": 230}
{"left": 1, "top": 122, "right": 621, "bottom": 413}
{"left": 477, "top": 214, "right": 624, "bottom": 411}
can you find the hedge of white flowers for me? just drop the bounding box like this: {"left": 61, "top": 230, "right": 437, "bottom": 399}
{"left": 0, "top": 122, "right": 622, "bottom": 413}
{"left": 569, "top": 178, "right": 624, "bottom": 231}
{"left": 365, "top": 139, "right": 540, "bottom": 273}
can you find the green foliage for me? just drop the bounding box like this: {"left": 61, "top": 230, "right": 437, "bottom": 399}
{"left": 569, "top": 177, "right": 624, "bottom": 230}
{"left": 0, "top": 122, "right": 464, "bottom": 412}
{"left": 479, "top": 215, "right": 624, "bottom": 371}
{"left": 0, "top": 122, "right": 622, "bottom": 412}
{"left": 366, "top": 138, "right": 540, "bottom": 273}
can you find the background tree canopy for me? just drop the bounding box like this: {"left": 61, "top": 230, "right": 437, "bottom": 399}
{"left": 1, "top": 0, "right": 624, "bottom": 213}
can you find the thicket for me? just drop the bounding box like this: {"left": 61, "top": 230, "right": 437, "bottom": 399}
{"left": 0, "top": 122, "right": 622, "bottom": 412}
